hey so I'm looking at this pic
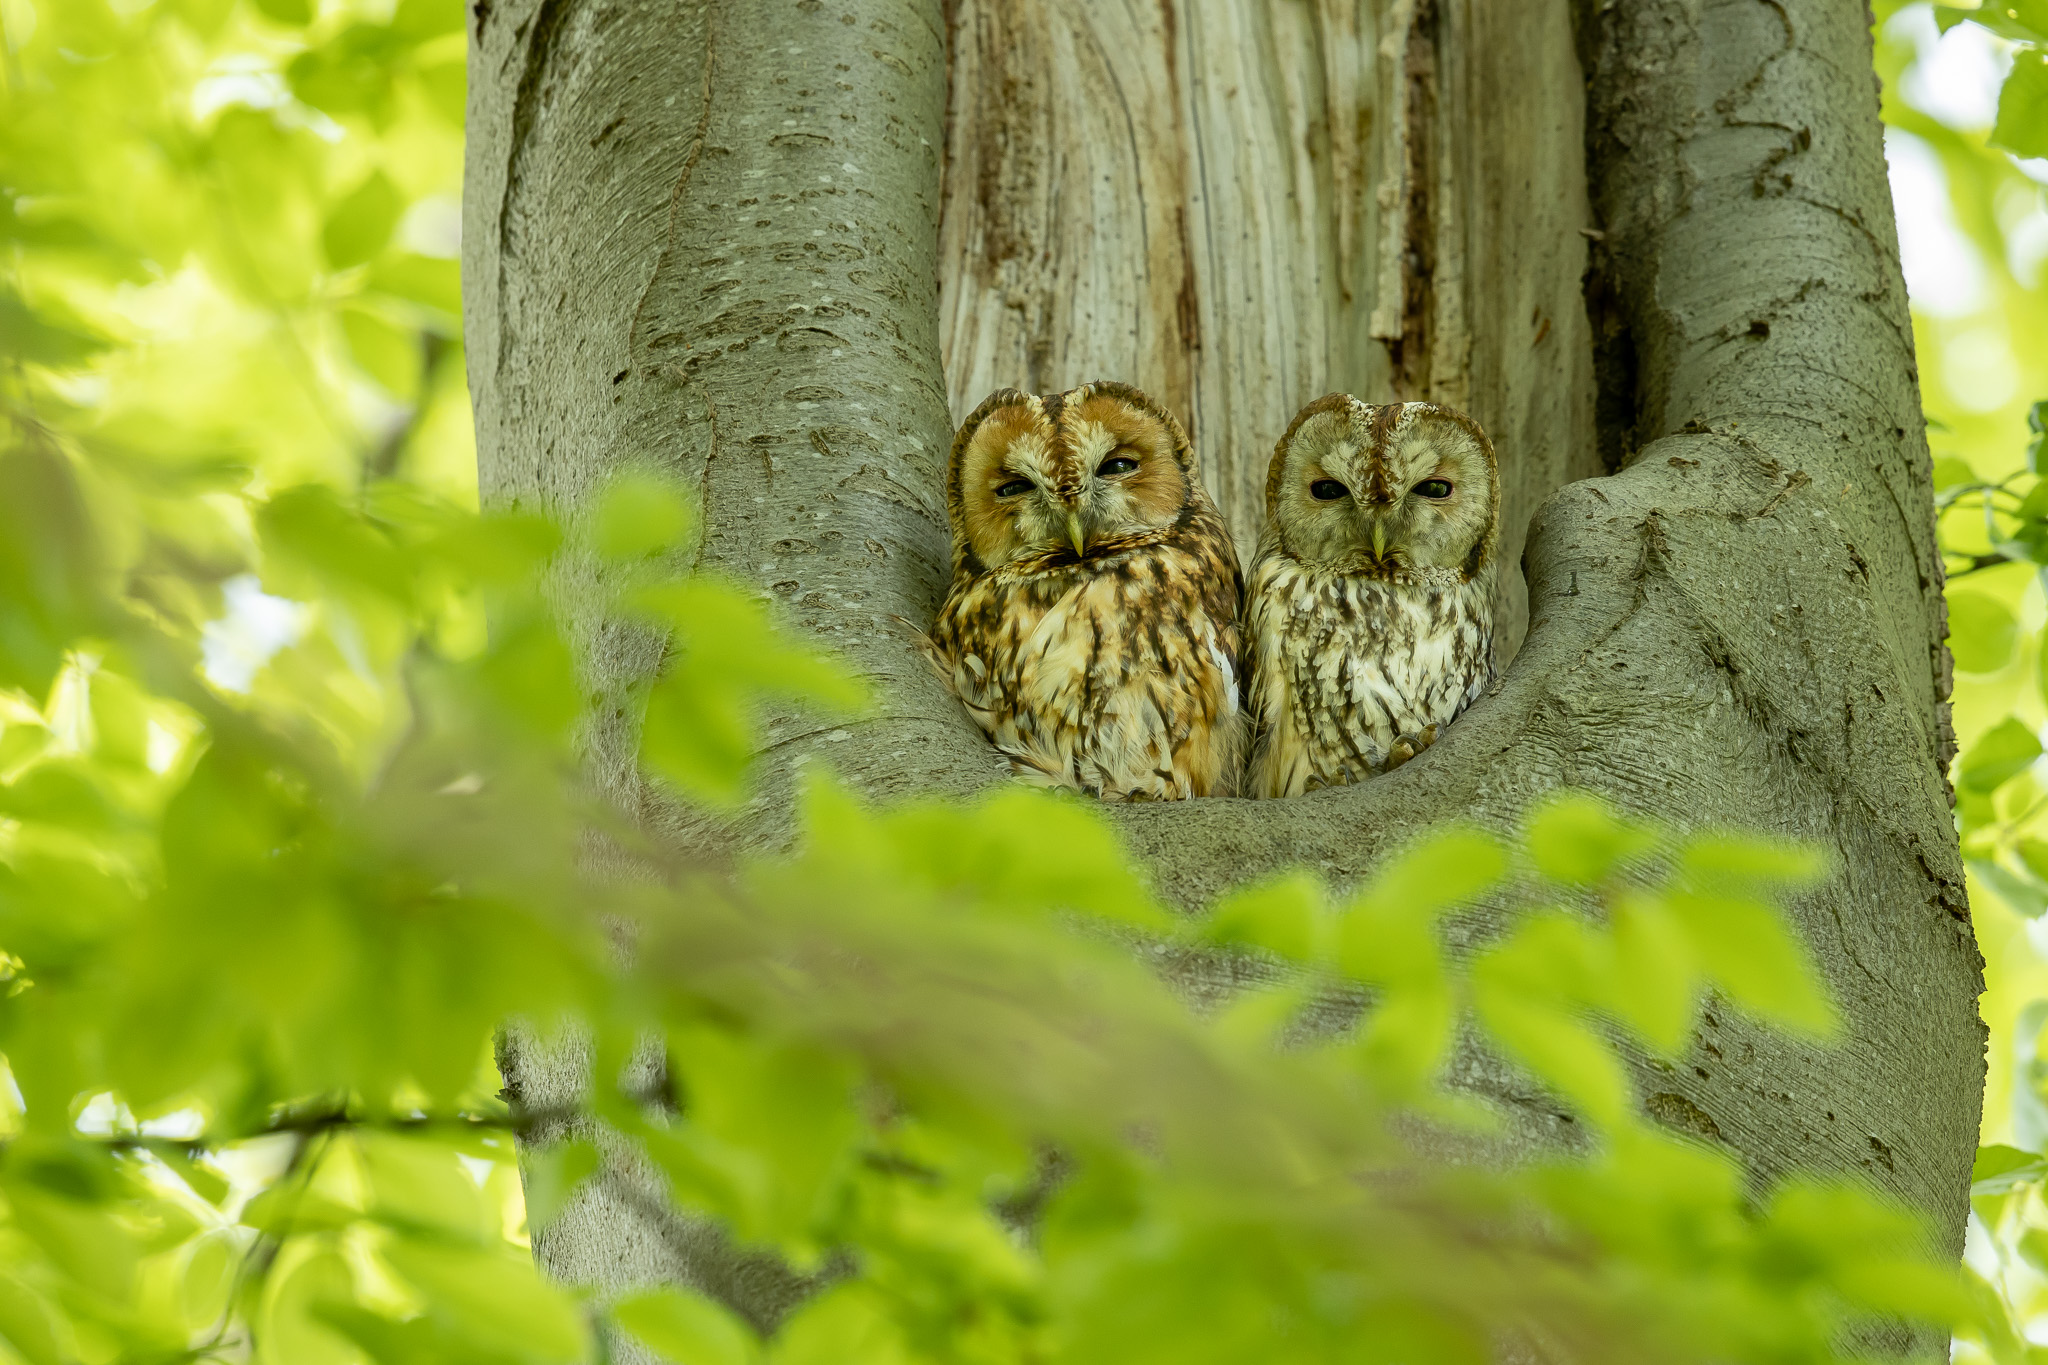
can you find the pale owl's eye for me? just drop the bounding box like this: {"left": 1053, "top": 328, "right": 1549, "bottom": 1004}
{"left": 1309, "top": 479, "right": 1348, "bottom": 502}
{"left": 1098, "top": 454, "right": 1139, "bottom": 477}
{"left": 995, "top": 478, "right": 1033, "bottom": 499}
{"left": 1413, "top": 478, "right": 1453, "bottom": 499}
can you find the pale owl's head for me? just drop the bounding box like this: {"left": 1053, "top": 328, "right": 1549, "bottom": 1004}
{"left": 1264, "top": 396, "right": 1499, "bottom": 579}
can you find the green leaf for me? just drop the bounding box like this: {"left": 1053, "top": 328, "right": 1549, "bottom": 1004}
{"left": 340, "top": 306, "right": 420, "bottom": 396}
{"left": 1969, "top": 857, "right": 2048, "bottom": 918}
{"left": 0, "top": 438, "right": 109, "bottom": 694}
{"left": 252, "top": 0, "right": 315, "bottom": 24}
{"left": 1945, "top": 1, "right": 2048, "bottom": 41}
{"left": 766, "top": 1285, "right": 910, "bottom": 1365}
{"left": 1606, "top": 892, "right": 1697, "bottom": 1054}
{"left": 1959, "top": 717, "right": 2043, "bottom": 795}
{"left": 393, "top": 0, "right": 468, "bottom": 39}
{"left": 288, "top": 25, "right": 407, "bottom": 119}
{"left": 1351, "top": 825, "right": 1508, "bottom": 917}
{"left": 0, "top": 291, "right": 104, "bottom": 368}
{"left": 323, "top": 173, "right": 405, "bottom": 271}
{"left": 613, "top": 1286, "right": 762, "bottom": 1365}
{"left": 1666, "top": 890, "right": 1835, "bottom": 1035}
{"left": 1933, "top": 455, "right": 1979, "bottom": 491}
{"left": 1994, "top": 50, "right": 2048, "bottom": 160}
{"left": 380, "top": 1239, "right": 591, "bottom": 1363}
{"left": 1471, "top": 986, "right": 1630, "bottom": 1129}
{"left": 1972, "top": 1143, "right": 2048, "bottom": 1195}
{"left": 368, "top": 254, "right": 462, "bottom": 317}
{"left": 1522, "top": 792, "right": 1657, "bottom": 886}
{"left": 1948, "top": 591, "right": 2019, "bottom": 674}
{"left": 1675, "top": 833, "right": 1826, "bottom": 893}
{"left": 593, "top": 470, "right": 696, "bottom": 562}
{"left": 2030, "top": 401, "right": 2048, "bottom": 476}
{"left": 1204, "top": 872, "right": 1324, "bottom": 962}
{"left": 416, "top": 56, "right": 467, "bottom": 126}
{"left": 520, "top": 1138, "right": 601, "bottom": 1234}
{"left": 0, "top": 1273, "right": 65, "bottom": 1365}
{"left": 258, "top": 484, "right": 413, "bottom": 607}
{"left": 633, "top": 580, "right": 865, "bottom": 804}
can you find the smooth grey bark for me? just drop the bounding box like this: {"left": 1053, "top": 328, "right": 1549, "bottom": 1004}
{"left": 465, "top": 0, "right": 1983, "bottom": 1356}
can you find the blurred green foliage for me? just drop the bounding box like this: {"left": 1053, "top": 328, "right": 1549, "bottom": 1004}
{"left": 0, "top": 0, "right": 2007, "bottom": 1361}
{"left": 1881, "top": 2, "right": 2048, "bottom": 1357}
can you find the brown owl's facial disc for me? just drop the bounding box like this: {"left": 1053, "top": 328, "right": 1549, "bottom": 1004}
{"left": 1269, "top": 398, "right": 1497, "bottom": 576}
{"left": 1061, "top": 389, "right": 1190, "bottom": 551}
{"left": 952, "top": 385, "right": 1193, "bottom": 570}
{"left": 956, "top": 396, "right": 1067, "bottom": 570}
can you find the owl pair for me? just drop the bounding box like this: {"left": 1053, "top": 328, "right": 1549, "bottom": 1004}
{"left": 926, "top": 383, "right": 1499, "bottom": 801}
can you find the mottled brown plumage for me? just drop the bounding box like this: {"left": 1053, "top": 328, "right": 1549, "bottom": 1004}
{"left": 1246, "top": 396, "right": 1499, "bottom": 799}
{"left": 927, "top": 383, "right": 1244, "bottom": 799}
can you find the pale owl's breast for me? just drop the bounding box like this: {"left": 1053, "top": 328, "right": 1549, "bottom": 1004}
{"left": 1245, "top": 558, "right": 1492, "bottom": 797}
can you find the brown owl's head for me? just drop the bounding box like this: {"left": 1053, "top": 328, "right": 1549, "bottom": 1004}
{"left": 1263, "top": 396, "right": 1498, "bottom": 579}
{"left": 946, "top": 382, "right": 1199, "bottom": 574}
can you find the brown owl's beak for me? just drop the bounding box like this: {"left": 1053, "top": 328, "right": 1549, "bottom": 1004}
{"left": 1066, "top": 509, "right": 1086, "bottom": 557}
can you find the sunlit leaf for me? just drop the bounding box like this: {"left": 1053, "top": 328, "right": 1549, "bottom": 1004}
{"left": 593, "top": 469, "right": 696, "bottom": 562}
{"left": 1959, "top": 717, "right": 2043, "bottom": 794}
{"left": 1969, "top": 857, "right": 2048, "bottom": 917}
{"left": 1994, "top": 50, "right": 2048, "bottom": 159}
{"left": 393, "top": 0, "right": 467, "bottom": 40}
{"left": 1933, "top": 455, "right": 1978, "bottom": 490}
{"left": 0, "top": 292, "right": 103, "bottom": 367}
{"left": 1973, "top": 1143, "right": 2048, "bottom": 1195}
{"left": 1949, "top": 591, "right": 2019, "bottom": 673}
{"left": 1204, "top": 872, "right": 1324, "bottom": 962}
{"left": 520, "top": 1137, "right": 601, "bottom": 1234}
{"left": 323, "top": 172, "right": 405, "bottom": 271}
{"left": 1666, "top": 890, "right": 1835, "bottom": 1035}
{"left": 1523, "top": 793, "right": 1657, "bottom": 886}
{"left": 251, "top": 0, "right": 315, "bottom": 25}
{"left": 614, "top": 1285, "right": 762, "bottom": 1365}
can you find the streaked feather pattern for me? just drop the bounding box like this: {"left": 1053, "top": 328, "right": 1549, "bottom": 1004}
{"left": 1246, "top": 396, "right": 1499, "bottom": 799}
{"left": 928, "top": 383, "right": 1243, "bottom": 800}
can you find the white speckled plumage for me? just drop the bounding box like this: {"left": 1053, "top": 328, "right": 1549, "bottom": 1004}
{"left": 1246, "top": 396, "right": 1499, "bottom": 799}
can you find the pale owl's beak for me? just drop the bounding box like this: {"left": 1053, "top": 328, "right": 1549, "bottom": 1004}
{"left": 1371, "top": 520, "right": 1388, "bottom": 562}
{"left": 1066, "top": 509, "right": 1086, "bottom": 557}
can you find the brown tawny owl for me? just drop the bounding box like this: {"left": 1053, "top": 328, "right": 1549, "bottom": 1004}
{"left": 926, "top": 382, "right": 1244, "bottom": 800}
{"left": 1245, "top": 396, "right": 1499, "bottom": 799}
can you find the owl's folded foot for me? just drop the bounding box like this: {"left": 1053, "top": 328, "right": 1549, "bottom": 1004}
{"left": 1382, "top": 724, "right": 1441, "bottom": 772}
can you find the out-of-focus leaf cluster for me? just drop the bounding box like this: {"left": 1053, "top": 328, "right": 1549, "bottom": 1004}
{"left": 1873, "top": 6, "right": 2048, "bottom": 1358}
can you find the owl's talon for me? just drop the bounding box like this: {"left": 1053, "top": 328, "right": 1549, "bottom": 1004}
{"left": 1383, "top": 726, "right": 1440, "bottom": 772}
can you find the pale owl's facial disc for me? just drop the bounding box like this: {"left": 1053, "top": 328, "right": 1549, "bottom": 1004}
{"left": 1270, "top": 399, "right": 1497, "bottom": 576}
{"left": 953, "top": 385, "right": 1191, "bottom": 570}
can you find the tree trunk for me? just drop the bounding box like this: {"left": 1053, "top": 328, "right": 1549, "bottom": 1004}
{"left": 465, "top": 0, "right": 1983, "bottom": 1354}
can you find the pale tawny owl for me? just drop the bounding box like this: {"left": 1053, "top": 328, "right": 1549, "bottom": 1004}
{"left": 1245, "top": 396, "right": 1499, "bottom": 799}
{"left": 926, "top": 382, "right": 1244, "bottom": 800}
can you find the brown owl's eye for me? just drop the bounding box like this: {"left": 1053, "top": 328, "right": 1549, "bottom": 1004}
{"left": 995, "top": 478, "right": 1033, "bottom": 498}
{"left": 1310, "top": 479, "right": 1348, "bottom": 501}
{"left": 1098, "top": 455, "right": 1139, "bottom": 476}
{"left": 1413, "top": 478, "right": 1453, "bottom": 499}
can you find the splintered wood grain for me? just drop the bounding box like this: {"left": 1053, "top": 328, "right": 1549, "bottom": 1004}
{"left": 937, "top": 0, "right": 1600, "bottom": 661}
